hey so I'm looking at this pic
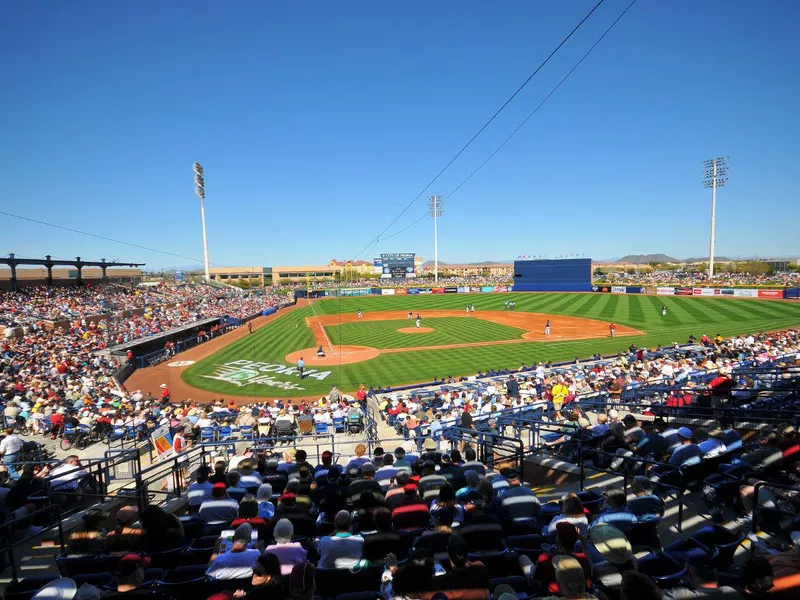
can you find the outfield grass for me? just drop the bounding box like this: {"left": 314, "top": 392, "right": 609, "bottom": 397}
{"left": 325, "top": 317, "right": 525, "bottom": 349}
{"left": 182, "top": 293, "right": 800, "bottom": 398}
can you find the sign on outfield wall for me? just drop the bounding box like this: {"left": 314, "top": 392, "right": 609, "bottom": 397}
{"left": 674, "top": 287, "right": 693, "bottom": 296}
{"left": 407, "top": 288, "right": 420, "bottom": 295}
{"left": 656, "top": 287, "right": 675, "bottom": 296}
{"left": 611, "top": 286, "right": 626, "bottom": 294}
{"left": 733, "top": 289, "right": 759, "bottom": 298}
{"left": 444, "top": 287, "right": 458, "bottom": 293}
{"left": 395, "top": 288, "right": 407, "bottom": 295}
{"left": 481, "top": 286, "right": 494, "bottom": 293}
{"left": 381, "top": 288, "right": 395, "bottom": 295}
{"left": 757, "top": 290, "right": 783, "bottom": 298}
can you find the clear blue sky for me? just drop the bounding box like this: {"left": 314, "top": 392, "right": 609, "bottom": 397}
{"left": 1, "top": 0, "right": 798, "bottom": 269}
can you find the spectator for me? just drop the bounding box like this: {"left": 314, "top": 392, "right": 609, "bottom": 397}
{"left": 207, "top": 523, "right": 261, "bottom": 580}
{"left": 620, "top": 571, "right": 663, "bottom": 600}
{"left": 591, "top": 486, "right": 637, "bottom": 533}
{"left": 669, "top": 427, "right": 704, "bottom": 467}
{"left": 316, "top": 510, "right": 365, "bottom": 569}
{"left": 456, "top": 469, "right": 482, "bottom": 503}
{"left": 106, "top": 505, "right": 143, "bottom": 553}
{"left": 200, "top": 483, "right": 240, "bottom": 528}
{"left": 628, "top": 476, "right": 665, "bottom": 521}
{"left": 497, "top": 468, "right": 542, "bottom": 524}
{"left": 589, "top": 523, "right": 637, "bottom": 590}
{"left": 255, "top": 483, "right": 275, "bottom": 520}
{"left": 420, "top": 533, "right": 491, "bottom": 597}
{"left": 103, "top": 554, "right": 154, "bottom": 599}
{"left": 232, "top": 553, "right": 285, "bottom": 600}
{"left": 188, "top": 465, "right": 214, "bottom": 511}
{"left": 548, "top": 492, "right": 589, "bottom": 537}
{"left": 528, "top": 521, "right": 592, "bottom": 596}
{"left": 663, "top": 550, "right": 743, "bottom": 599}
{"left": 66, "top": 509, "right": 107, "bottom": 555}
{"left": 265, "top": 518, "right": 307, "bottom": 576}
{"left": 541, "top": 555, "right": 600, "bottom": 600}
{"left": 140, "top": 505, "right": 184, "bottom": 552}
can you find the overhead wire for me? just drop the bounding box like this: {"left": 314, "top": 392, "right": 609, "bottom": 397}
{"left": 372, "top": 0, "right": 638, "bottom": 244}
{"left": 0, "top": 209, "right": 227, "bottom": 267}
{"left": 350, "top": 0, "right": 607, "bottom": 260}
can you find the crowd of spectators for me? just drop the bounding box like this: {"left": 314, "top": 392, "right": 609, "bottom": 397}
{"left": 271, "top": 274, "right": 514, "bottom": 292}
{"left": 598, "top": 270, "right": 800, "bottom": 288}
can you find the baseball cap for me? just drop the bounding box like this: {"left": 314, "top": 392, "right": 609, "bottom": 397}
{"left": 552, "top": 556, "right": 586, "bottom": 598}
{"left": 232, "top": 523, "right": 253, "bottom": 544}
{"left": 361, "top": 463, "right": 376, "bottom": 476}
{"left": 115, "top": 553, "right": 152, "bottom": 576}
{"left": 677, "top": 427, "right": 693, "bottom": 440}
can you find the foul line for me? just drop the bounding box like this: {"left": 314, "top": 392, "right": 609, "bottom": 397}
{"left": 307, "top": 298, "right": 335, "bottom": 354}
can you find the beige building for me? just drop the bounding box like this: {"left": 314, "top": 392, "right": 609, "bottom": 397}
{"left": 420, "top": 263, "right": 512, "bottom": 277}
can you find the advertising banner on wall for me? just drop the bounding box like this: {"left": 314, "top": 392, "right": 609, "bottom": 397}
{"left": 394, "top": 288, "right": 407, "bottom": 295}
{"left": 674, "top": 287, "right": 694, "bottom": 296}
{"left": 381, "top": 288, "right": 395, "bottom": 295}
{"left": 457, "top": 286, "right": 469, "bottom": 293}
{"left": 481, "top": 286, "right": 495, "bottom": 293}
{"left": 721, "top": 289, "right": 735, "bottom": 295}
{"left": 493, "top": 286, "right": 509, "bottom": 293}
{"left": 432, "top": 288, "right": 445, "bottom": 294}
{"left": 734, "top": 289, "right": 759, "bottom": 298}
{"left": 593, "top": 286, "right": 611, "bottom": 293}
{"left": 693, "top": 288, "right": 718, "bottom": 297}
{"left": 444, "top": 287, "right": 458, "bottom": 293}
{"left": 757, "top": 290, "right": 783, "bottom": 298}
{"left": 625, "top": 286, "right": 645, "bottom": 294}
{"left": 419, "top": 288, "right": 433, "bottom": 294}
{"left": 611, "top": 286, "right": 626, "bottom": 294}
{"left": 656, "top": 287, "right": 675, "bottom": 295}
{"left": 406, "top": 288, "right": 420, "bottom": 295}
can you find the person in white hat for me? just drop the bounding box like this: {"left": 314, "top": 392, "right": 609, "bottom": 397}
{"left": 31, "top": 578, "right": 77, "bottom": 600}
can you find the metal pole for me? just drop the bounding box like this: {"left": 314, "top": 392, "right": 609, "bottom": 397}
{"left": 434, "top": 208, "right": 439, "bottom": 283}
{"left": 709, "top": 160, "right": 717, "bottom": 279}
{"left": 194, "top": 162, "right": 211, "bottom": 283}
{"left": 703, "top": 157, "right": 728, "bottom": 280}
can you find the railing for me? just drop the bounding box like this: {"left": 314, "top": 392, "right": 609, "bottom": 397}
{"left": 751, "top": 480, "right": 800, "bottom": 539}
{"left": 575, "top": 447, "right": 688, "bottom": 530}
{"left": 442, "top": 427, "right": 525, "bottom": 478}
{"left": 1, "top": 505, "right": 65, "bottom": 583}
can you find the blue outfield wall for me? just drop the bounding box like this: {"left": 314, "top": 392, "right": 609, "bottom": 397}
{"left": 512, "top": 258, "right": 593, "bottom": 292}
{"left": 513, "top": 283, "right": 593, "bottom": 292}
{"left": 785, "top": 288, "right": 800, "bottom": 300}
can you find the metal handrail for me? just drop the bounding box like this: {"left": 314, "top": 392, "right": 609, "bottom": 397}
{"left": 751, "top": 480, "right": 800, "bottom": 538}
{"left": 1, "top": 504, "right": 65, "bottom": 583}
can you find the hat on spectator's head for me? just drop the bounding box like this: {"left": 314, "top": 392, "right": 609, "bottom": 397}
{"left": 115, "top": 553, "right": 151, "bottom": 576}
{"left": 423, "top": 438, "right": 437, "bottom": 451}
{"left": 32, "top": 577, "right": 77, "bottom": 600}
{"left": 591, "top": 524, "right": 632, "bottom": 565}
{"left": 278, "top": 492, "right": 296, "bottom": 503}
{"left": 326, "top": 465, "right": 341, "bottom": 480}
{"left": 360, "top": 462, "right": 376, "bottom": 476}
{"left": 501, "top": 467, "right": 520, "bottom": 480}
{"left": 403, "top": 483, "right": 417, "bottom": 494}
{"left": 492, "top": 584, "right": 520, "bottom": 600}
{"left": 233, "top": 523, "right": 253, "bottom": 544}
{"left": 115, "top": 505, "right": 138, "bottom": 525}
{"left": 373, "top": 447, "right": 385, "bottom": 457}
{"left": 552, "top": 556, "right": 586, "bottom": 598}
{"left": 677, "top": 427, "right": 693, "bottom": 440}
{"left": 440, "top": 453, "right": 451, "bottom": 465}
{"left": 273, "top": 518, "right": 294, "bottom": 541}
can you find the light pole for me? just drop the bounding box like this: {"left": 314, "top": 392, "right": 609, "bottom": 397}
{"left": 429, "top": 195, "right": 443, "bottom": 283}
{"left": 702, "top": 156, "right": 729, "bottom": 279}
{"left": 194, "top": 162, "right": 211, "bottom": 283}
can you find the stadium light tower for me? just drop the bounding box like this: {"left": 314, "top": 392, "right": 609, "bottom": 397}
{"left": 429, "top": 195, "right": 443, "bottom": 282}
{"left": 194, "top": 162, "right": 211, "bottom": 283}
{"left": 702, "top": 156, "right": 729, "bottom": 279}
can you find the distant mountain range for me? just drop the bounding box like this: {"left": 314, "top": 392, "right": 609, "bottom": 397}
{"left": 612, "top": 254, "right": 733, "bottom": 264}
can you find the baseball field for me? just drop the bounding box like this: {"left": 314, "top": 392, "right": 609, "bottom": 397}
{"left": 164, "top": 292, "right": 800, "bottom": 400}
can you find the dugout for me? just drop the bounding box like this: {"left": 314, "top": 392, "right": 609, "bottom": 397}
{"left": 512, "top": 258, "right": 592, "bottom": 292}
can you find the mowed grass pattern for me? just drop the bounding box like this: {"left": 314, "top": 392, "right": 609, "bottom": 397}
{"left": 325, "top": 317, "right": 526, "bottom": 349}
{"left": 182, "top": 293, "right": 800, "bottom": 397}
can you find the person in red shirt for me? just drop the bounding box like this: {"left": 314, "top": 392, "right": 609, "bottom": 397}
{"left": 609, "top": 323, "right": 616, "bottom": 338}
{"left": 527, "top": 521, "right": 591, "bottom": 594}
{"left": 160, "top": 384, "right": 170, "bottom": 402}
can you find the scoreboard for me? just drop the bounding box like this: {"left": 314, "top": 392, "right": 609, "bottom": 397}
{"left": 380, "top": 253, "right": 416, "bottom": 279}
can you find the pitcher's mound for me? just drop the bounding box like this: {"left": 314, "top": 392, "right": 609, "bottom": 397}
{"left": 285, "top": 346, "right": 380, "bottom": 366}
{"left": 397, "top": 327, "right": 434, "bottom": 334}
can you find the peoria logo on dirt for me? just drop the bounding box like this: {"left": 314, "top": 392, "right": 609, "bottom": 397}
{"left": 201, "top": 359, "right": 331, "bottom": 391}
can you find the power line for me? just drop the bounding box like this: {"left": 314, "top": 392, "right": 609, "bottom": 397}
{"left": 374, "top": 0, "right": 638, "bottom": 244}
{"left": 351, "top": 0, "right": 607, "bottom": 260}
{"left": 0, "top": 209, "right": 223, "bottom": 267}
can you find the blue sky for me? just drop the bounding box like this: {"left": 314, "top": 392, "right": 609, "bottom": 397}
{"left": 1, "top": 0, "right": 798, "bottom": 269}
